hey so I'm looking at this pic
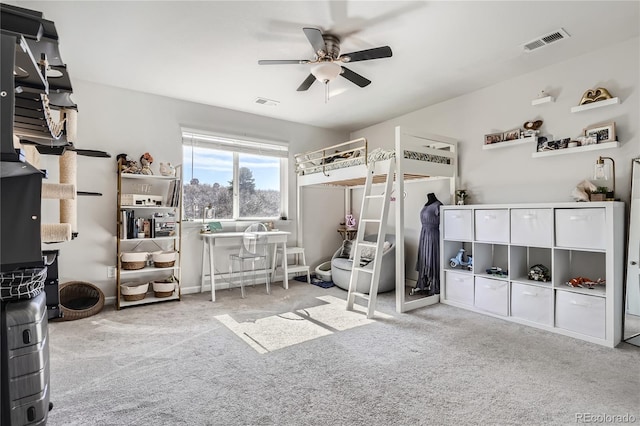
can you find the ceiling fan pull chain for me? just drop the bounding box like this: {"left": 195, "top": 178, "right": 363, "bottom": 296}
{"left": 324, "top": 83, "right": 329, "bottom": 104}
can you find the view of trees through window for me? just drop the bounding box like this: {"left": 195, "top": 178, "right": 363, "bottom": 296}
{"left": 182, "top": 145, "right": 282, "bottom": 220}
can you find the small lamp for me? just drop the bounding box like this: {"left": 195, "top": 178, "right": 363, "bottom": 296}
{"left": 593, "top": 156, "right": 615, "bottom": 199}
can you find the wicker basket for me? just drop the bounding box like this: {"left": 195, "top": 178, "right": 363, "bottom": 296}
{"left": 154, "top": 261, "right": 175, "bottom": 268}
{"left": 56, "top": 281, "right": 105, "bottom": 321}
{"left": 154, "top": 290, "right": 174, "bottom": 298}
{"left": 123, "top": 293, "right": 146, "bottom": 301}
{"left": 122, "top": 261, "right": 146, "bottom": 270}
{"left": 121, "top": 281, "right": 149, "bottom": 302}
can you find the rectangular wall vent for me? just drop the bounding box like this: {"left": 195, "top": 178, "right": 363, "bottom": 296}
{"left": 254, "top": 97, "right": 280, "bottom": 106}
{"left": 523, "top": 28, "right": 570, "bottom": 52}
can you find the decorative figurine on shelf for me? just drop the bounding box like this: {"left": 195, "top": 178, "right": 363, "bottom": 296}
{"left": 450, "top": 248, "right": 472, "bottom": 271}
{"left": 565, "top": 276, "right": 605, "bottom": 289}
{"left": 456, "top": 190, "right": 468, "bottom": 205}
{"left": 523, "top": 120, "right": 543, "bottom": 131}
{"left": 159, "top": 162, "right": 176, "bottom": 177}
{"left": 116, "top": 153, "right": 140, "bottom": 174}
{"left": 571, "top": 179, "right": 597, "bottom": 202}
{"left": 579, "top": 87, "right": 613, "bottom": 105}
{"left": 140, "top": 152, "right": 154, "bottom": 175}
{"left": 345, "top": 214, "right": 356, "bottom": 230}
{"left": 528, "top": 264, "right": 550, "bottom": 282}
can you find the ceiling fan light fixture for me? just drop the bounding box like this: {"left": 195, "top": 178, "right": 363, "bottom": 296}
{"left": 311, "top": 62, "right": 341, "bottom": 83}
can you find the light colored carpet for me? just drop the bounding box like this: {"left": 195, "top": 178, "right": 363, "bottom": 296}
{"left": 46, "top": 282, "right": 640, "bottom": 426}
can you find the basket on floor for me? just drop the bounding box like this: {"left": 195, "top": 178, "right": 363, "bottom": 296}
{"left": 57, "top": 281, "right": 105, "bottom": 321}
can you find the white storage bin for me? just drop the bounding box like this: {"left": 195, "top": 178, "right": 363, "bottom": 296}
{"left": 510, "top": 209, "right": 553, "bottom": 247}
{"left": 555, "top": 208, "right": 606, "bottom": 250}
{"left": 444, "top": 271, "right": 474, "bottom": 305}
{"left": 443, "top": 209, "right": 473, "bottom": 241}
{"left": 555, "top": 290, "right": 605, "bottom": 339}
{"left": 474, "top": 276, "right": 508, "bottom": 316}
{"left": 511, "top": 283, "right": 553, "bottom": 326}
{"left": 475, "top": 209, "right": 509, "bottom": 243}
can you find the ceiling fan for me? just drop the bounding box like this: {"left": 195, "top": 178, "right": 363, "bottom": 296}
{"left": 258, "top": 27, "right": 392, "bottom": 92}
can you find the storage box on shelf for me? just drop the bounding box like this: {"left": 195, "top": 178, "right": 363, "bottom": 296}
{"left": 115, "top": 165, "right": 183, "bottom": 309}
{"left": 440, "top": 202, "right": 624, "bottom": 347}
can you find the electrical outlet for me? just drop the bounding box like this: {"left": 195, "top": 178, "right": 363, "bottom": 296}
{"left": 107, "top": 266, "right": 116, "bottom": 278}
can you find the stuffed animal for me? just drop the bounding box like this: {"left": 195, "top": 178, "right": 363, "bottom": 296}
{"left": 140, "top": 152, "right": 154, "bottom": 175}
{"left": 117, "top": 153, "right": 140, "bottom": 174}
{"left": 159, "top": 162, "right": 175, "bottom": 177}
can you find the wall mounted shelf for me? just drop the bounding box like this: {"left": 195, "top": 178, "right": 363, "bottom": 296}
{"left": 531, "top": 96, "right": 554, "bottom": 106}
{"left": 532, "top": 141, "right": 619, "bottom": 158}
{"left": 482, "top": 136, "right": 536, "bottom": 150}
{"left": 570, "top": 97, "right": 619, "bottom": 113}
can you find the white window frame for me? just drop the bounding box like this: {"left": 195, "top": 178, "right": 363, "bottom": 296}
{"left": 182, "top": 128, "right": 288, "bottom": 222}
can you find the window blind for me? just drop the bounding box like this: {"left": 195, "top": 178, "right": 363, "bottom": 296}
{"left": 181, "top": 128, "right": 288, "bottom": 158}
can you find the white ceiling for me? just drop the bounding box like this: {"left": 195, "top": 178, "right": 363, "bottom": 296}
{"left": 14, "top": 1, "right": 640, "bottom": 132}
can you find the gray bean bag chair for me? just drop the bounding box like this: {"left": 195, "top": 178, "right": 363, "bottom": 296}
{"left": 331, "top": 234, "right": 396, "bottom": 293}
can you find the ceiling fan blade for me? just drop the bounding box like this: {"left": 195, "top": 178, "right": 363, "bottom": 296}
{"left": 340, "top": 46, "right": 392, "bottom": 63}
{"left": 296, "top": 73, "right": 316, "bottom": 91}
{"left": 303, "top": 27, "right": 327, "bottom": 57}
{"left": 258, "top": 59, "right": 310, "bottom": 65}
{"left": 340, "top": 66, "right": 371, "bottom": 88}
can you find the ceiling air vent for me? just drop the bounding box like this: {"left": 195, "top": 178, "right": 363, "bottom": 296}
{"left": 254, "top": 97, "right": 279, "bottom": 107}
{"left": 523, "top": 28, "right": 570, "bottom": 52}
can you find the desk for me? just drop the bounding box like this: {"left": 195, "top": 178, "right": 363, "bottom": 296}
{"left": 200, "top": 231, "right": 290, "bottom": 301}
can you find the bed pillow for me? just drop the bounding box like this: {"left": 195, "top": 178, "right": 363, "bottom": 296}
{"left": 359, "top": 241, "right": 392, "bottom": 265}
{"left": 360, "top": 246, "right": 376, "bottom": 263}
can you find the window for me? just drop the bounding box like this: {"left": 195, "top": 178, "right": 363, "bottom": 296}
{"left": 182, "top": 129, "right": 287, "bottom": 221}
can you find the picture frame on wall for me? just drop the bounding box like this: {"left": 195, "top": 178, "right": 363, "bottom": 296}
{"left": 584, "top": 122, "right": 616, "bottom": 143}
{"left": 503, "top": 128, "right": 521, "bottom": 141}
{"left": 484, "top": 132, "right": 504, "bottom": 145}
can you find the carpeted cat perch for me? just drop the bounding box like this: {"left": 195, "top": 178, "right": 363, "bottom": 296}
{"left": 25, "top": 107, "right": 79, "bottom": 243}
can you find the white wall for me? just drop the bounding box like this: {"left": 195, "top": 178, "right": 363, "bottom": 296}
{"left": 352, "top": 37, "right": 639, "bottom": 205}
{"left": 40, "top": 80, "right": 347, "bottom": 300}
{"left": 37, "top": 37, "right": 639, "bottom": 302}
{"left": 349, "top": 37, "right": 639, "bottom": 281}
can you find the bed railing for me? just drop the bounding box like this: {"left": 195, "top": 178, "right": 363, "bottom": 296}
{"left": 295, "top": 137, "right": 367, "bottom": 176}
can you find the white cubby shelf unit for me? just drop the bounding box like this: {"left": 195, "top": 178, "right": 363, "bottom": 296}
{"left": 440, "top": 202, "right": 624, "bottom": 347}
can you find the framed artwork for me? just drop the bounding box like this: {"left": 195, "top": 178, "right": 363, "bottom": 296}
{"left": 484, "top": 132, "right": 504, "bottom": 145}
{"left": 503, "top": 128, "right": 521, "bottom": 141}
{"left": 584, "top": 122, "right": 616, "bottom": 143}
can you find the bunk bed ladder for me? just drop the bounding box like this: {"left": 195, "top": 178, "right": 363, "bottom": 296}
{"left": 346, "top": 159, "right": 395, "bottom": 319}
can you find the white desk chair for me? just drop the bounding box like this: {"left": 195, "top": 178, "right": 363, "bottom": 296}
{"left": 229, "top": 223, "right": 270, "bottom": 298}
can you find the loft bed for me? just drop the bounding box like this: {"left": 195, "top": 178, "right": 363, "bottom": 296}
{"left": 295, "top": 134, "right": 455, "bottom": 188}
{"left": 295, "top": 126, "right": 458, "bottom": 314}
